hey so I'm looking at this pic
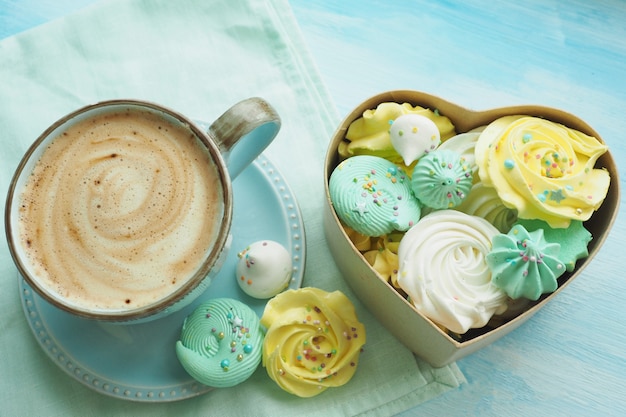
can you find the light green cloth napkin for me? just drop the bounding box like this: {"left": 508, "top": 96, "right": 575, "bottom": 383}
{"left": 0, "top": 0, "right": 465, "bottom": 415}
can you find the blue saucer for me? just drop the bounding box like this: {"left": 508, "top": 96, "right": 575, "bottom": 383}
{"left": 19, "top": 153, "right": 305, "bottom": 402}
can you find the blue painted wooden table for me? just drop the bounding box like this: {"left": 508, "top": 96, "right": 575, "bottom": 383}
{"left": 1, "top": 1, "right": 625, "bottom": 415}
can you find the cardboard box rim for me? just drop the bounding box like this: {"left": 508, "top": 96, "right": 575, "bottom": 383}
{"left": 323, "top": 90, "right": 620, "bottom": 367}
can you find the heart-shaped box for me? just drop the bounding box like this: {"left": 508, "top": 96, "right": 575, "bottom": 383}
{"left": 323, "top": 90, "right": 620, "bottom": 367}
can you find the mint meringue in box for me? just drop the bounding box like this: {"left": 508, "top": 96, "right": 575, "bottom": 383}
{"left": 323, "top": 90, "right": 620, "bottom": 367}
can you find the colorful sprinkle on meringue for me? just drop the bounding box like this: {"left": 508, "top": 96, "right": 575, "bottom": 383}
{"left": 388, "top": 113, "right": 441, "bottom": 165}
{"left": 329, "top": 155, "right": 421, "bottom": 236}
{"left": 175, "top": 298, "right": 264, "bottom": 388}
{"left": 474, "top": 116, "right": 610, "bottom": 228}
{"left": 339, "top": 102, "right": 456, "bottom": 163}
{"left": 516, "top": 218, "right": 592, "bottom": 272}
{"left": 261, "top": 288, "right": 366, "bottom": 397}
{"left": 410, "top": 149, "right": 473, "bottom": 209}
{"left": 236, "top": 240, "right": 293, "bottom": 299}
{"left": 397, "top": 210, "right": 508, "bottom": 334}
{"left": 486, "top": 224, "right": 566, "bottom": 300}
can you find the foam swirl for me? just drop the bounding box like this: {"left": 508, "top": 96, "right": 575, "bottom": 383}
{"left": 19, "top": 109, "right": 223, "bottom": 312}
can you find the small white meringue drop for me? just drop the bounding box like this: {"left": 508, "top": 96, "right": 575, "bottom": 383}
{"left": 236, "top": 240, "right": 293, "bottom": 299}
{"left": 389, "top": 113, "right": 441, "bottom": 165}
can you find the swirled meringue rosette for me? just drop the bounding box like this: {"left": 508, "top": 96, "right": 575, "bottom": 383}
{"left": 397, "top": 210, "right": 508, "bottom": 334}
{"left": 475, "top": 115, "right": 610, "bottom": 228}
{"left": 260, "top": 288, "right": 366, "bottom": 397}
{"left": 175, "top": 298, "right": 264, "bottom": 388}
{"left": 456, "top": 182, "right": 518, "bottom": 233}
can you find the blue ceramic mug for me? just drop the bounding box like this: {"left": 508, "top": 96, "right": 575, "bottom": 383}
{"left": 5, "top": 98, "right": 280, "bottom": 323}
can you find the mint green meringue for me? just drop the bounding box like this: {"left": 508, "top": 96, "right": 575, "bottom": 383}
{"left": 516, "top": 218, "right": 592, "bottom": 272}
{"left": 176, "top": 298, "right": 264, "bottom": 388}
{"left": 411, "top": 149, "right": 473, "bottom": 209}
{"left": 487, "top": 224, "right": 566, "bottom": 300}
{"left": 329, "top": 155, "right": 421, "bottom": 236}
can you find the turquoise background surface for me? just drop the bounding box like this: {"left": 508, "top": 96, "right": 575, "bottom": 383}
{"left": 2, "top": 0, "right": 625, "bottom": 416}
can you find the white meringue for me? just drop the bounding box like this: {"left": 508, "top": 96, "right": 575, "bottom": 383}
{"left": 236, "top": 240, "right": 293, "bottom": 299}
{"left": 397, "top": 210, "right": 508, "bottom": 334}
{"left": 389, "top": 113, "right": 440, "bottom": 165}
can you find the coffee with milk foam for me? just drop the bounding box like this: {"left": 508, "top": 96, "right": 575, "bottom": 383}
{"left": 18, "top": 108, "right": 223, "bottom": 312}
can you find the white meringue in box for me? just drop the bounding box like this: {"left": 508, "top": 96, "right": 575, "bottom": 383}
{"left": 389, "top": 113, "right": 441, "bottom": 165}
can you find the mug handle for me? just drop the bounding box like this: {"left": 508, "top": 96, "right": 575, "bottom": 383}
{"left": 208, "top": 97, "right": 281, "bottom": 179}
